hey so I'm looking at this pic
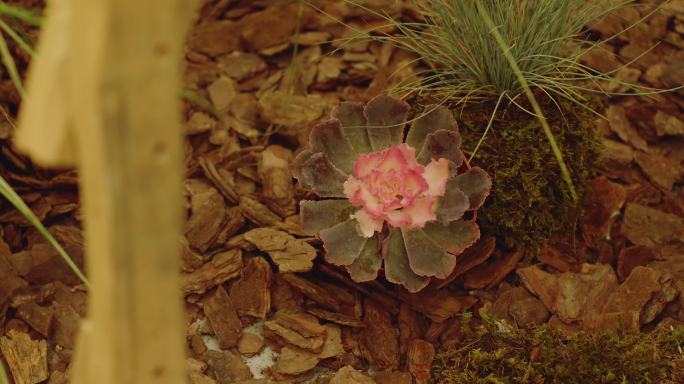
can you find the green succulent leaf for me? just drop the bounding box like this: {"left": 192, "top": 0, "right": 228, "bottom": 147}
{"left": 406, "top": 105, "right": 458, "bottom": 152}
{"left": 422, "top": 220, "right": 480, "bottom": 255}
{"left": 300, "top": 153, "right": 348, "bottom": 197}
{"left": 309, "top": 118, "right": 356, "bottom": 174}
{"left": 363, "top": 94, "right": 409, "bottom": 151}
{"left": 333, "top": 102, "right": 372, "bottom": 154}
{"left": 299, "top": 199, "right": 356, "bottom": 235}
{"left": 417, "top": 129, "right": 464, "bottom": 166}
{"left": 346, "top": 235, "right": 382, "bottom": 282}
{"left": 436, "top": 186, "right": 469, "bottom": 224}
{"left": 292, "top": 149, "right": 313, "bottom": 188}
{"left": 320, "top": 219, "right": 368, "bottom": 266}
{"left": 401, "top": 227, "right": 456, "bottom": 279}
{"left": 384, "top": 228, "right": 430, "bottom": 293}
{"left": 451, "top": 167, "right": 492, "bottom": 210}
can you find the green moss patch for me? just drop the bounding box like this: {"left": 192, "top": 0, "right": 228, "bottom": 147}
{"left": 432, "top": 314, "right": 684, "bottom": 384}
{"left": 455, "top": 98, "right": 603, "bottom": 252}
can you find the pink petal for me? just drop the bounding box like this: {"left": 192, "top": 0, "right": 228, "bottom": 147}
{"left": 352, "top": 184, "right": 383, "bottom": 217}
{"left": 396, "top": 143, "right": 421, "bottom": 170}
{"left": 423, "top": 158, "right": 450, "bottom": 196}
{"left": 402, "top": 168, "right": 429, "bottom": 203}
{"left": 343, "top": 176, "right": 362, "bottom": 201}
{"left": 403, "top": 196, "right": 437, "bottom": 229}
{"left": 378, "top": 146, "right": 408, "bottom": 174}
{"left": 385, "top": 209, "right": 411, "bottom": 228}
{"left": 354, "top": 151, "right": 384, "bottom": 179}
{"left": 352, "top": 209, "right": 383, "bottom": 237}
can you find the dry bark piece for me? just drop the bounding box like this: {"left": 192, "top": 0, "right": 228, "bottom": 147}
{"left": 239, "top": 195, "right": 282, "bottom": 227}
{"left": 654, "top": 110, "right": 684, "bottom": 137}
{"left": 634, "top": 151, "right": 682, "bottom": 191}
{"left": 606, "top": 104, "right": 648, "bottom": 151}
{"left": 275, "top": 347, "right": 319, "bottom": 376}
{"left": 208, "top": 76, "right": 238, "bottom": 111}
{"left": 189, "top": 371, "right": 217, "bottom": 384}
{"left": 330, "top": 366, "right": 375, "bottom": 384}
{"left": 181, "top": 249, "right": 243, "bottom": 296}
{"left": 617, "top": 245, "right": 656, "bottom": 282}
{"left": 281, "top": 273, "right": 341, "bottom": 311}
{"left": 51, "top": 300, "right": 81, "bottom": 349}
{"left": 218, "top": 52, "right": 267, "bottom": 81}
{"left": 264, "top": 311, "right": 327, "bottom": 353}
{"left": 237, "top": 332, "right": 264, "bottom": 356}
{"left": 203, "top": 286, "right": 242, "bottom": 349}
{"left": 0, "top": 330, "right": 49, "bottom": 384}
{"left": 463, "top": 248, "right": 524, "bottom": 289}
{"left": 373, "top": 370, "right": 413, "bottom": 384}
{"left": 306, "top": 306, "right": 364, "bottom": 328}
{"left": 403, "top": 288, "right": 477, "bottom": 323}
{"left": 258, "top": 91, "right": 327, "bottom": 132}
{"left": 259, "top": 146, "right": 295, "bottom": 216}
{"left": 436, "top": 236, "right": 496, "bottom": 288}
{"left": 180, "top": 237, "right": 204, "bottom": 272}
{"left": 489, "top": 287, "right": 550, "bottom": 329}
{"left": 407, "top": 339, "right": 434, "bottom": 384}
{"left": 318, "top": 324, "right": 344, "bottom": 359}
{"left": 186, "top": 112, "right": 216, "bottom": 135}
{"left": 204, "top": 350, "right": 251, "bottom": 384}
{"left": 620, "top": 203, "right": 684, "bottom": 249}
{"left": 16, "top": 302, "right": 53, "bottom": 337}
{"left": 185, "top": 187, "right": 227, "bottom": 252}
{"left": 358, "top": 299, "right": 399, "bottom": 370}
{"left": 230, "top": 256, "right": 272, "bottom": 319}
{"left": 0, "top": 254, "right": 27, "bottom": 323}
{"left": 600, "top": 266, "right": 677, "bottom": 326}
{"left": 190, "top": 20, "right": 241, "bottom": 56}
{"left": 25, "top": 226, "right": 85, "bottom": 286}
{"left": 582, "top": 177, "right": 627, "bottom": 248}
{"left": 244, "top": 228, "right": 316, "bottom": 272}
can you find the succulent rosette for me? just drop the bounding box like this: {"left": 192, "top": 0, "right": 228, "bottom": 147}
{"left": 293, "top": 95, "right": 491, "bottom": 292}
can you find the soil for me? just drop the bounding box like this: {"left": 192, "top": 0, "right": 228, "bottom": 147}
{"left": 1, "top": 0, "right": 684, "bottom": 383}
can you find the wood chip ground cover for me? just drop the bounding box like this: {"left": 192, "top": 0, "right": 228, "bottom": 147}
{"left": 1, "top": 0, "right": 684, "bottom": 382}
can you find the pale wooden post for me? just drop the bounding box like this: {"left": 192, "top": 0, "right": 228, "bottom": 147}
{"left": 14, "top": 0, "right": 195, "bottom": 383}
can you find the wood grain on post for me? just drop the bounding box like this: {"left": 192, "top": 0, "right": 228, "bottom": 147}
{"left": 15, "top": 0, "right": 196, "bottom": 383}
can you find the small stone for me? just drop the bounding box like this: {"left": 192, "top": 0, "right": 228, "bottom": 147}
{"left": 237, "top": 333, "right": 264, "bottom": 356}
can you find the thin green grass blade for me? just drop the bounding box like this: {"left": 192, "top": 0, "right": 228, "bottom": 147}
{"left": 0, "top": 29, "right": 25, "bottom": 98}
{"left": 0, "top": 18, "right": 33, "bottom": 56}
{"left": 0, "top": 1, "right": 41, "bottom": 26}
{"left": 475, "top": 0, "right": 577, "bottom": 201}
{"left": 0, "top": 176, "right": 90, "bottom": 288}
{"left": 181, "top": 89, "right": 221, "bottom": 117}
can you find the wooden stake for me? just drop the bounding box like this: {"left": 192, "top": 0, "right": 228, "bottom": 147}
{"left": 15, "top": 0, "right": 196, "bottom": 383}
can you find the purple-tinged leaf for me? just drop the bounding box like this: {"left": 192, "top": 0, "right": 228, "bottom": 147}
{"left": 422, "top": 220, "right": 480, "bottom": 255}
{"left": 451, "top": 167, "right": 492, "bottom": 210}
{"left": 300, "top": 153, "right": 348, "bottom": 197}
{"left": 320, "top": 219, "right": 367, "bottom": 266}
{"left": 310, "top": 118, "right": 356, "bottom": 174}
{"left": 406, "top": 105, "right": 458, "bottom": 153}
{"left": 436, "top": 186, "right": 469, "bottom": 224}
{"left": 333, "top": 102, "right": 372, "bottom": 154}
{"left": 364, "top": 95, "right": 409, "bottom": 151}
{"left": 384, "top": 228, "right": 430, "bottom": 293}
{"left": 346, "top": 235, "right": 381, "bottom": 282}
{"left": 417, "top": 129, "right": 464, "bottom": 167}
{"left": 292, "top": 149, "right": 313, "bottom": 188}
{"left": 401, "top": 228, "right": 456, "bottom": 279}
{"left": 300, "top": 199, "right": 356, "bottom": 235}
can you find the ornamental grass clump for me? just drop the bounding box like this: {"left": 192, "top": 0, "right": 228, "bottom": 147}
{"left": 293, "top": 95, "right": 491, "bottom": 292}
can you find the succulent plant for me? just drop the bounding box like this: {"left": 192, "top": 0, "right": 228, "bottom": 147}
{"left": 293, "top": 95, "right": 491, "bottom": 292}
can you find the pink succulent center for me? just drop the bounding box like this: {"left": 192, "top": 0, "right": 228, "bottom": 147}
{"left": 343, "top": 143, "right": 450, "bottom": 237}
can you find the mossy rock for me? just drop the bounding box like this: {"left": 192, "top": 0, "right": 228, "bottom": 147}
{"left": 439, "top": 96, "right": 603, "bottom": 253}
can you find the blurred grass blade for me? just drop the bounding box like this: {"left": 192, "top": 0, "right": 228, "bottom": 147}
{"left": 0, "top": 2, "right": 42, "bottom": 26}
{"left": 475, "top": 0, "right": 577, "bottom": 201}
{"left": 0, "top": 18, "right": 34, "bottom": 56}
{"left": 0, "top": 29, "right": 25, "bottom": 98}
{"left": 0, "top": 176, "right": 90, "bottom": 288}
{"left": 0, "top": 362, "right": 8, "bottom": 384}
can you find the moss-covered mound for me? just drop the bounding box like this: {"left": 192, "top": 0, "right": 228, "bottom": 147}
{"left": 454, "top": 97, "right": 603, "bottom": 252}
{"left": 432, "top": 314, "right": 684, "bottom": 384}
